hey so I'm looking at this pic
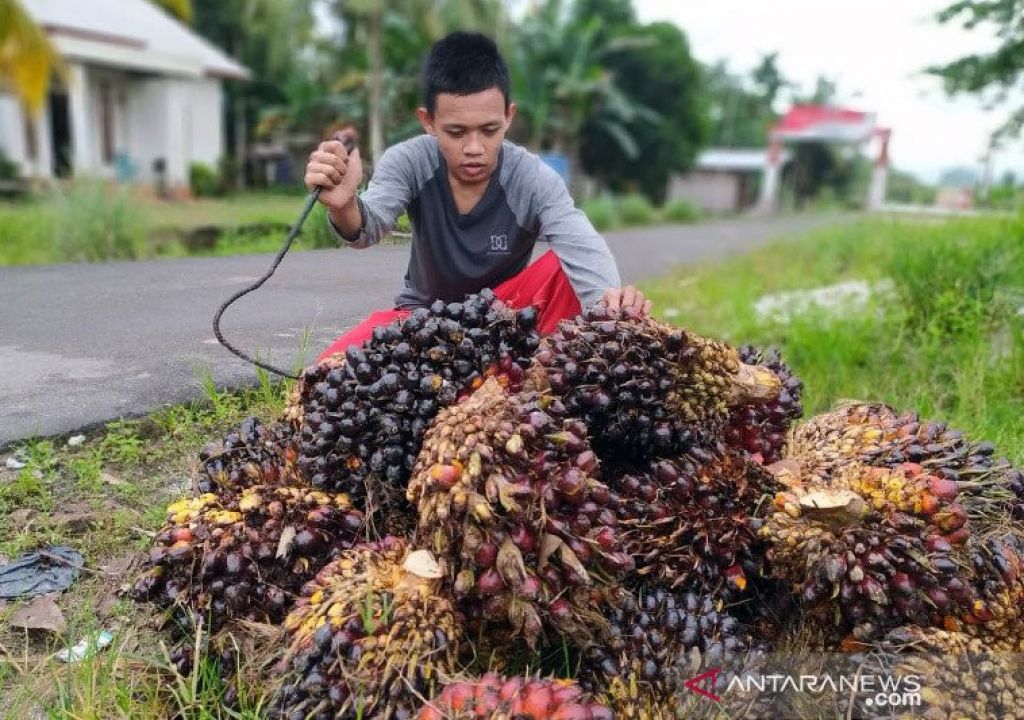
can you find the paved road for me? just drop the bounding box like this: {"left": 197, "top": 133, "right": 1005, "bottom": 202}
{"left": 0, "top": 213, "right": 847, "bottom": 447}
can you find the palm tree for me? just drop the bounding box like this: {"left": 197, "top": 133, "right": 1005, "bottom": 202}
{"left": 511, "top": 2, "right": 657, "bottom": 197}
{"left": 330, "top": 0, "right": 504, "bottom": 162}
{"left": 0, "top": 0, "right": 59, "bottom": 112}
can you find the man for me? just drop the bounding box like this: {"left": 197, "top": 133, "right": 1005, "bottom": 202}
{"left": 306, "top": 31, "right": 651, "bottom": 360}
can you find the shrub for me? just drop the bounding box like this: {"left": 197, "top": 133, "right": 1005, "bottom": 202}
{"left": 0, "top": 149, "right": 19, "bottom": 181}
{"left": 53, "top": 182, "right": 145, "bottom": 262}
{"left": 661, "top": 199, "right": 700, "bottom": 224}
{"left": 582, "top": 197, "right": 619, "bottom": 231}
{"left": 618, "top": 193, "right": 655, "bottom": 226}
{"left": 304, "top": 204, "right": 337, "bottom": 249}
{"left": 218, "top": 156, "right": 240, "bottom": 194}
{"left": 189, "top": 162, "right": 221, "bottom": 198}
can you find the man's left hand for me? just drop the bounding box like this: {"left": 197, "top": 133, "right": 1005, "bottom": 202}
{"left": 600, "top": 285, "right": 653, "bottom": 316}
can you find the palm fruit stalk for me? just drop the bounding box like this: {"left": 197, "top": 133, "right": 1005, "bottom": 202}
{"left": 407, "top": 378, "right": 632, "bottom": 648}
{"left": 418, "top": 674, "right": 612, "bottom": 720}
{"left": 760, "top": 471, "right": 973, "bottom": 638}
{"left": 529, "top": 306, "right": 780, "bottom": 460}
{"left": 132, "top": 484, "right": 364, "bottom": 632}
{"left": 196, "top": 416, "right": 301, "bottom": 495}
{"left": 604, "top": 451, "right": 780, "bottom": 599}
{"left": 293, "top": 291, "right": 540, "bottom": 509}
{"left": 578, "top": 586, "right": 766, "bottom": 698}
{"left": 725, "top": 345, "right": 804, "bottom": 464}
{"left": 275, "top": 539, "right": 461, "bottom": 720}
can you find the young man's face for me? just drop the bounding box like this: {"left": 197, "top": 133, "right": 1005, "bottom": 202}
{"left": 417, "top": 87, "right": 516, "bottom": 186}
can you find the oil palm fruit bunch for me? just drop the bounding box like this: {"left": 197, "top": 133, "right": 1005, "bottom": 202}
{"left": 578, "top": 586, "right": 765, "bottom": 698}
{"left": 132, "top": 484, "right": 364, "bottom": 631}
{"left": 958, "top": 532, "right": 1024, "bottom": 650}
{"left": 530, "top": 306, "right": 780, "bottom": 459}
{"left": 760, "top": 474, "right": 971, "bottom": 636}
{"left": 786, "top": 404, "right": 1002, "bottom": 484}
{"left": 418, "top": 674, "right": 612, "bottom": 720}
{"left": 604, "top": 452, "right": 780, "bottom": 599}
{"left": 594, "top": 676, "right": 693, "bottom": 720}
{"left": 196, "top": 416, "right": 300, "bottom": 495}
{"left": 294, "top": 291, "right": 540, "bottom": 506}
{"left": 867, "top": 625, "right": 1024, "bottom": 720}
{"left": 787, "top": 404, "right": 1024, "bottom": 531}
{"left": 276, "top": 541, "right": 461, "bottom": 720}
{"left": 725, "top": 345, "right": 804, "bottom": 464}
{"left": 407, "top": 378, "right": 632, "bottom": 648}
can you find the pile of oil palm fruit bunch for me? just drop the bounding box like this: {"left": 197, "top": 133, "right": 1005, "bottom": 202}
{"left": 130, "top": 292, "right": 1024, "bottom": 719}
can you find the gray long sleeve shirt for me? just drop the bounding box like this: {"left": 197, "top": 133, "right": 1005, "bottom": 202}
{"left": 330, "top": 134, "right": 620, "bottom": 309}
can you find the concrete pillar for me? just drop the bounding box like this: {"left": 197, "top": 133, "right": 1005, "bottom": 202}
{"left": 164, "top": 79, "right": 188, "bottom": 190}
{"left": 31, "top": 97, "right": 53, "bottom": 179}
{"left": 757, "top": 136, "right": 783, "bottom": 213}
{"left": 66, "top": 63, "right": 92, "bottom": 175}
{"left": 867, "top": 129, "right": 890, "bottom": 210}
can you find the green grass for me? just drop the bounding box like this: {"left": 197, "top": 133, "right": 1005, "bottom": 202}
{"left": 0, "top": 188, "right": 414, "bottom": 266}
{"left": 0, "top": 371, "right": 296, "bottom": 718}
{"left": 582, "top": 194, "right": 704, "bottom": 232}
{"left": 4, "top": 212, "right": 1021, "bottom": 715}
{"left": 641, "top": 214, "right": 1024, "bottom": 463}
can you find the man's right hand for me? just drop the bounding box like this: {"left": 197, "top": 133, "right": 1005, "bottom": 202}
{"left": 305, "top": 138, "right": 363, "bottom": 212}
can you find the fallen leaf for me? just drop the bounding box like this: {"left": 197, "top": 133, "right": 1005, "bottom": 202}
{"left": 10, "top": 595, "right": 66, "bottom": 634}
{"left": 8, "top": 509, "right": 37, "bottom": 527}
{"left": 99, "top": 554, "right": 136, "bottom": 579}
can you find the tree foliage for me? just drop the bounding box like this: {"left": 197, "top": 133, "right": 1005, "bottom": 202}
{"left": 580, "top": 21, "right": 708, "bottom": 202}
{"left": 929, "top": 0, "right": 1024, "bottom": 140}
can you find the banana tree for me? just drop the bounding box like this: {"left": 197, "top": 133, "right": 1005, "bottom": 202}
{"left": 511, "top": 4, "right": 658, "bottom": 197}
{"left": 0, "top": 0, "right": 59, "bottom": 112}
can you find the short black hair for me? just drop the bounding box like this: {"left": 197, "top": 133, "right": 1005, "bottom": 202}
{"left": 421, "top": 31, "right": 510, "bottom": 115}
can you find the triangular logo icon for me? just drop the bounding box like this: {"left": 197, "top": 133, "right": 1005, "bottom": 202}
{"left": 684, "top": 666, "right": 722, "bottom": 702}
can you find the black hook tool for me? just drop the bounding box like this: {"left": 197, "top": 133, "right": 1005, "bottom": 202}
{"left": 213, "top": 134, "right": 357, "bottom": 379}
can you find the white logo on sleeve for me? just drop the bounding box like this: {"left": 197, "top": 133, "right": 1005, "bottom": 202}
{"left": 490, "top": 234, "right": 509, "bottom": 252}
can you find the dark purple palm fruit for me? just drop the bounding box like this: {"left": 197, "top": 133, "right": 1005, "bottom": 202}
{"left": 132, "top": 484, "right": 365, "bottom": 634}
{"left": 529, "top": 305, "right": 780, "bottom": 462}
{"left": 725, "top": 344, "right": 804, "bottom": 464}
{"left": 603, "top": 451, "right": 781, "bottom": 601}
{"left": 196, "top": 416, "right": 301, "bottom": 494}
{"left": 293, "top": 291, "right": 540, "bottom": 515}
{"left": 578, "top": 586, "right": 767, "bottom": 700}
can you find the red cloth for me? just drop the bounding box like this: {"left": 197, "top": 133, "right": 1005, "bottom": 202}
{"left": 318, "top": 249, "right": 582, "bottom": 361}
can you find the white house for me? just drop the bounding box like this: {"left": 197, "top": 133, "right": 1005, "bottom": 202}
{"left": 0, "top": 0, "right": 248, "bottom": 190}
{"left": 667, "top": 148, "right": 792, "bottom": 214}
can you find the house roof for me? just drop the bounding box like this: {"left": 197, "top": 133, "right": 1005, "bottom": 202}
{"left": 696, "top": 148, "right": 792, "bottom": 172}
{"left": 22, "top": 0, "right": 249, "bottom": 80}
{"left": 772, "top": 105, "right": 878, "bottom": 143}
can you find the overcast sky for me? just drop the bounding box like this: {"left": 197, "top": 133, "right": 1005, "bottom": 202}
{"left": 634, "top": 0, "right": 1021, "bottom": 183}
